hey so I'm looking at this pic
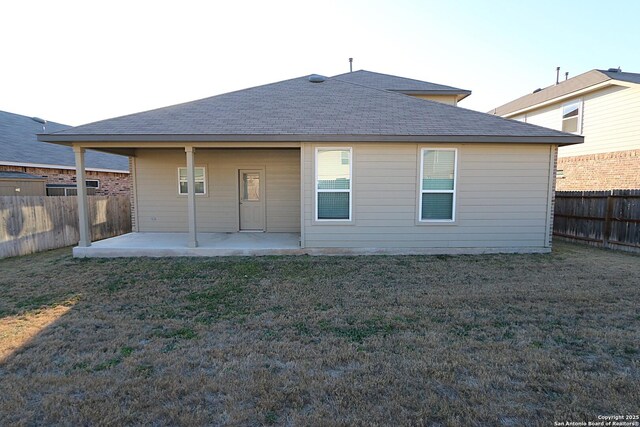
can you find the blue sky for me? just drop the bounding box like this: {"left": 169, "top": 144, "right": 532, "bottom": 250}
{"left": 1, "top": 0, "right": 638, "bottom": 125}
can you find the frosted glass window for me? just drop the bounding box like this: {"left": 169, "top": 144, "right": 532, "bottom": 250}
{"left": 242, "top": 173, "right": 260, "bottom": 201}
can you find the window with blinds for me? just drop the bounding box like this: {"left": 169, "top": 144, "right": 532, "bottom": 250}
{"left": 316, "top": 148, "right": 352, "bottom": 221}
{"left": 420, "top": 148, "right": 457, "bottom": 221}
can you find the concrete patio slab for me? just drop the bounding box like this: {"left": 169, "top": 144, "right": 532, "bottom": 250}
{"left": 73, "top": 232, "right": 304, "bottom": 257}
{"left": 72, "top": 232, "right": 551, "bottom": 257}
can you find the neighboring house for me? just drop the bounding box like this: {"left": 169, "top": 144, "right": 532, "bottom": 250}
{"left": 0, "top": 110, "right": 130, "bottom": 196}
{"left": 491, "top": 69, "right": 640, "bottom": 190}
{"left": 39, "top": 72, "right": 581, "bottom": 257}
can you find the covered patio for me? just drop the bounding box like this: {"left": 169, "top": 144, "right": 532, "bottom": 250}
{"left": 62, "top": 143, "right": 303, "bottom": 257}
{"left": 73, "top": 232, "right": 303, "bottom": 257}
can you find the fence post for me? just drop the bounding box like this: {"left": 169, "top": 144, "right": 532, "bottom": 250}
{"left": 602, "top": 190, "right": 615, "bottom": 248}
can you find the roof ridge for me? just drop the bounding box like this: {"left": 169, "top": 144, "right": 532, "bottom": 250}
{"left": 331, "top": 75, "right": 462, "bottom": 106}
{"left": 331, "top": 69, "right": 469, "bottom": 93}
{"left": 361, "top": 69, "right": 445, "bottom": 85}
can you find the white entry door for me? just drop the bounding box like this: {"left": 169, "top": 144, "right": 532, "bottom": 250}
{"left": 239, "top": 170, "right": 265, "bottom": 231}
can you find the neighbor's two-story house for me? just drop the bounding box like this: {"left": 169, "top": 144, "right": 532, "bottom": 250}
{"left": 491, "top": 68, "right": 640, "bottom": 190}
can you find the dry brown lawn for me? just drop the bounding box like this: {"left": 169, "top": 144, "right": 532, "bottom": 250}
{"left": 0, "top": 241, "right": 638, "bottom": 426}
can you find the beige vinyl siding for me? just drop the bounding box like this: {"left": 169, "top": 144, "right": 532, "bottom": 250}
{"left": 409, "top": 94, "right": 458, "bottom": 105}
{"left": 518, "top": 103, "right": 563, "bottom": 130}
{"left": 513, "top": 84, "right": 640, "bottom": 157}
{"left": 562, "top": 85, "right": 640, "bottom": 156}
{"left": 135, "top": 148, "right": 300, "bottom": 232}
{"left": 303, "top": 143, "right": 553, "bottom": 249}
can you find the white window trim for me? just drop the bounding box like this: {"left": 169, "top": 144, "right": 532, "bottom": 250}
{"left": 419, "top": 148, "right": 457, "bottom": 223}
{"left": 561, "top": 99, "right": 582, "bottom": 134}
{"left": 315, "top": 147, "right": 352, "bottom": 222}
{"left": 177, "top": 166, "right": 207, "bottom": 195}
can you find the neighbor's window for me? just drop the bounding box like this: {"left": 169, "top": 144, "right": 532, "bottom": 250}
{"left": 45, "top": 185, "right": 96, "bottom": 196}
{"left": 420, "top": 148, "right": 457, "bottom": 221}
{"left": 46, "top": 187, "right": 65, "bottom": 196}
{"left": 178, "top": 167, "right": 206, "bottom": 195}
{"left": 316, "top": 148, "right": 351, "bottom": 221}
{"left": 85, "top": 179, "right": 100, "bottom": 189}
{"left": 562, "top": 100, "right": 581, "bottom": 133}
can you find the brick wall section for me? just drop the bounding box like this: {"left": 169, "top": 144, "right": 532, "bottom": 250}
{"left": 0, "top": 165, "right": 130, "bottom": 196}
{"left": 557, "top": 149, "right": 640, "bottom": 191}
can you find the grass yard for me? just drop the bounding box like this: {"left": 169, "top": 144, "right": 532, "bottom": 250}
{"left": 0, "top": 242, "right": 638, "bottom": 426}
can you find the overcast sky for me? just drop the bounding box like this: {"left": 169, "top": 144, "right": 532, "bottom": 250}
{"left": 2, "top": 0, "right": 639, "bottom": 126}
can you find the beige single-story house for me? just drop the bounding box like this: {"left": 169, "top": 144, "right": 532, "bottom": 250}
{"left": 39, "top": 70, "right": 582, "bottom": 257}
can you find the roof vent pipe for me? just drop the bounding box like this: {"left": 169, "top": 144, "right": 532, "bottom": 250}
{"left": 565, "top": 72, "right": 569, "bottom": 81}
{"left": 349, "top": 58, "right": 353, "bottom": 73}
{"left": 556, "top": 67, "right": 560, "bottom": 85}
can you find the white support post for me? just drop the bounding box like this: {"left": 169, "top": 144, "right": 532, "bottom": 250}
{"left": 185, "top": 146, "right": 198, "bottom": 248}
{"left": 73, "top": 146, "right": 91, "bottom": 247}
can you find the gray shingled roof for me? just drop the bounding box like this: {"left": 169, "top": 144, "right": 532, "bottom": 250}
{"left": 0, "top": 171, "right": 45, "bottom": 180}
{"left": 492, "top": 69, "right": 640, "bottom": 116}
{"left": 40, "top": 74, "right": 581, "bottom": 145}
{"left": 1, "top": 110, "right": 128, "bottom": 171}
{"left": 332, "top": 70, "right": 471, "bottom": 99}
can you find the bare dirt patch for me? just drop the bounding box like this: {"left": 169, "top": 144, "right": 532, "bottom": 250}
{"left": 0, "top": 242, "right": 638, "bottom": 425}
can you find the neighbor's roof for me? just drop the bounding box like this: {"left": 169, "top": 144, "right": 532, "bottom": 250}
{"left": 492, "top": 69, "right": 640, "bottom": 117}
{"left": 0, "top": 171, "right": 45, "bottom": 180}
{"left": 0, "top": 110, "right": 129, "bottom": 172}
{"left": 332, "top": 70, "right": 471, "bottom": 100}
{"left": 39, "top": 74, "right": 582, "bottom": 146}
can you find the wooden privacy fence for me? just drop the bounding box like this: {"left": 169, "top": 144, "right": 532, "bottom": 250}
{"left": 553, "top": 190, "right": 640, "bottom": 252}
{"left": 0, "top": 195, "right": 131, "bottom": 258}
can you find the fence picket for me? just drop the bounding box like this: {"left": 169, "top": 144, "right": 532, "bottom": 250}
{"left": 554, "top": 189, "right": 640, "bottom": 253}
{"left": 0, "top": 195, "right": 131, "bottom": 258}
